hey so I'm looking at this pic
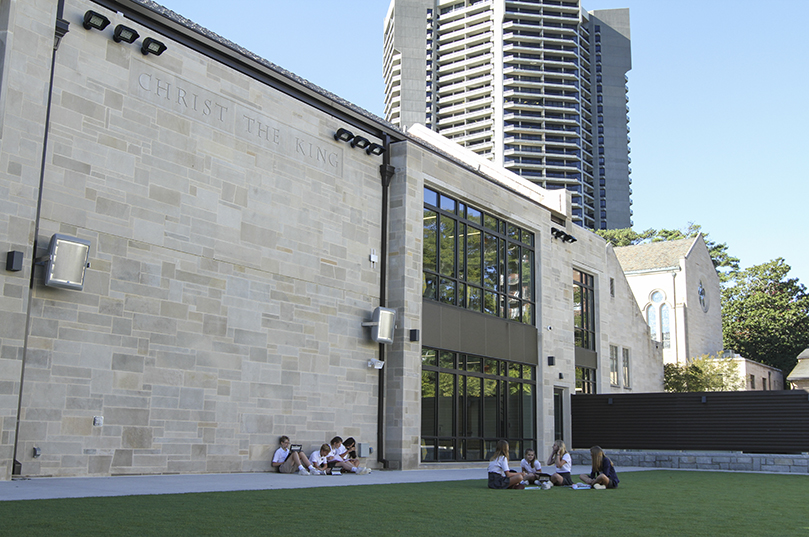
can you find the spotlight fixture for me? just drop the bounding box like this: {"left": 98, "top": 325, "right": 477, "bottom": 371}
{"left": 368, "top": 358, "right": 385, "bottom": 370}
{"left": 113, "top": 24, "right": 139, "bottom": 44}
{"left": 83, "top": 10, "right": 110, "bottom": 31}
{"left": 141, "top": 37, "right": 167, "bottom": 56}
{"left": 550, "top": 227, "right": 577, "bottom": 243}
{"left": 350, "top": 136, "right": 371, "bottom": 150}
{"left": 366, "top": 143, "right": 385, "bottom": 156}
{"left": 334, "top": 128, "right": 354, "bottom": 142}
{"left": 41, "top": 234, "right": 91, "bottom": 291}
{"left": 361, "top": 306, "right": 397, "bottom": 345}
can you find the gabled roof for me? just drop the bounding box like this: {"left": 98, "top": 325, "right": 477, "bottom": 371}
{"left": 787, "top": 349, "right": 809, "bottom": 381}
{"left": 614, "top": 237, "right": 697, "bottom": 273}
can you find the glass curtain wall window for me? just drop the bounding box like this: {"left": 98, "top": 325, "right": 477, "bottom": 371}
{"left": 423, "top": 187, "right": 535, "bottom": 324}
{"left": 573, "top": 270, "right": 595, "bottom": 350}
{"left": 575, "top": 366, "right": 596, "bottom": 394}
{"left": 421, "top": 347, "right": 537, "bottom": 462}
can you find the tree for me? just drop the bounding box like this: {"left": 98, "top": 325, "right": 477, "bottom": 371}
{"left": 598, "top": 222, "right": 740, "bottom": 281}
{"left": 722, "top": 258, "right": 809, "bottom": 373}
{"left": 663, "top": 354, "right": 743, "bottom": 392}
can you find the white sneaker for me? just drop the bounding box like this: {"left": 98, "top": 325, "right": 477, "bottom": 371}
{"left": 298, "top": 467, "right": 310, "bottom": 476}
{"left": 593, "top": 483, "right": 606, "bottom": 489}
{"left": 310, "top": 468, "right": 323, "bottom": 475}
{"left": 357, "top": 467, "right": 371, "bottom": 475}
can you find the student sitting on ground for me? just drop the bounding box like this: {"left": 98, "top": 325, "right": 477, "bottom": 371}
{"left": 578, "top": 446, "right": 619, "bottom": 489}
{"left": 272, "top": 436, "right": 321, "bottom": 476}
{"left": 342, "top": 437, "right": 359, "bottom": 463}
{"left": 328, "top": 436, "right": 370, "bottom": 475}
{"left": 520, "top": 449, "right": 545, "bottom": 484}
{"left": 546, "top": 440, "right": 573, "bottom": 486}
{"left": 487, "top": 440, "right": 526, "bottom": 489}
{"left": 309, "top": 443, "right": 332, "bottom": 475}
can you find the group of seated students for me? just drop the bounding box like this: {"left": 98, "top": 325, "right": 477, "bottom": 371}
{"left": 272, "top": 435, "right": 371, "bottom": 476}
{"left": 488, "top": 440, "right": 619, "bottom": 490}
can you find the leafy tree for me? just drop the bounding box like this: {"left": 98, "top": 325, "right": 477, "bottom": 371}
{"left": 722, "top": 258, "right": 809, "bottom": 373}
{"left": 596, "top": 227, "right": 655, "bottom": 247}
{"left": 663, "top": 354, "right": 743, "bottom": 392}
{"left": 598, "top": 222, "right": 739, "bottom": 281}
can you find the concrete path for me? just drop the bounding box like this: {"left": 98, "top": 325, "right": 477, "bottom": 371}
{"left": 1, "top": 465, "right": 627, "bottom": 501}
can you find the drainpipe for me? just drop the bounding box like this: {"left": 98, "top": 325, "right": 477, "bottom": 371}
{"left": 11, "top": 1, "right": 69, "bottom": 476}
{"left": 376, "top": 134, "right": 394, "bottom": 469}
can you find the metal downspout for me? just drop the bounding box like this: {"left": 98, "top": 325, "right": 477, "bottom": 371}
{"left": 11, "top": 1, "right": 69, "bottom": 476}
{"left": 376, "top": 134, "right": 394, "bottom": 468}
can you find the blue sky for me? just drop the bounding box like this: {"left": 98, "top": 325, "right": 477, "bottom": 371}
{"left": 156, "top": 0, "right": 809, "bottom": 286}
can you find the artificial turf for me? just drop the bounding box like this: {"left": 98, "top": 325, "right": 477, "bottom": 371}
{"left": 0, "top": 470, "right": 806, "bottom": 536}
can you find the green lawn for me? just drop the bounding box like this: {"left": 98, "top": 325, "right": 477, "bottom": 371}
{"left": 1, "top": 471, "right": 807, "bottom": 536}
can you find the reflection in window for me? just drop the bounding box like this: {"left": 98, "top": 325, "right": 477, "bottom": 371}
{"left": 609, "top": 345, "right": 619, "bottom": 386}
{"left": 646, "top": 305, "right": 657, "bottom": 341}
{"left": 423, "top": 187, "right": 535, "bottom": 324}
{"left": 576, "top": 366, "right": 596, "bottom": 394}
{"left": 574, "top": 270, "right": 595, "bottom": 350}
{"left": 421, "top": 347, "right": 536, "bottom": 462}
{"left": 661, "top": 304, "right": 671, "bottom": 349}
{"left": 622, "top": 348, "right": 631, "bottom": 388}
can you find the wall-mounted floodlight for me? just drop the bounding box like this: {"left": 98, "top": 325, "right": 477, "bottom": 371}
{"left": 350, "top": 136, "right": 371, "bottom": 150}
{"left": 334, "top": 128, "right": 354, "bottom": 143}
{"left": 113, "top": 24, "right": 139, "bottom": 43}
{"left": 366, "top": 143, "right": 385, "bottom": 156}
{"left": 368, "top": 358, "right": 385, "bottom": 369}
{"left": 42, "top": 234, "right": 91, "bottom": 291}
{"left": 551, "top": 227, "right": 577, "bottom": 243}
{"left": 141, "top": 37, "right": 167, "bottom": 56}
{"left": 83, "top": 10, "right": 110, "bottom": 31}
{"left": 361, "top": 307, "right": 396, "bottom": 345}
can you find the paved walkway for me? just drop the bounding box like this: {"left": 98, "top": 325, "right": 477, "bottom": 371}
{"left": 0, "top": 465, "right": 614, "bottom": 501}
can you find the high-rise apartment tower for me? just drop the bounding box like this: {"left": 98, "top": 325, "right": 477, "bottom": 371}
{"left": 384, "top": 0, "right": 632, "bottom": 230}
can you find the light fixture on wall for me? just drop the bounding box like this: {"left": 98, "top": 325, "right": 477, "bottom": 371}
{"left": 39, "top": 234, "right": 91, "bottom": 291}
{"left": 141, "top": 37, "right": 167, "bottom": 56}
{"left": 366, "top": 143, "right": 385, "bottom": 156}
{"left": 113, "top": 24, "right": 139, "bottom": 44}
{"left": 361, "top": 307, "right": 397, "bottom": 345}
{"left": 350, "top": 136, "right": 371, "bottom": 150}
{"left": 334, "top": 128, "right": 354, "bottom": 143}
{"left": 83, "top": 10, "right": 110, "bottom": 31}
{"left": 368, "top": 358, "right": 385, "bottom": 369}
{"left": 333, "top": 128, "right": 386, "bottom": 156}
{"left": 550, "top": 227, "right": 577, "bottom": 243}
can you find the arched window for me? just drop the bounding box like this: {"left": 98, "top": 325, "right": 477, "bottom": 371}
{"left": 661, "top": 304, "right": 671, "bottom": 349}
{"left": 646, "top": 304, "right": 657, "bottom": 340}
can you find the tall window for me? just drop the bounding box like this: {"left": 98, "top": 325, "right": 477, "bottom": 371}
{"left": 609, "top": 345, "right": 619, "bottom": 386}
{"left": 646, "top": 290, "right": 671, "bottom": 348}
{"left": 421, "top": 348, "right": 536, "bottom": 462}
{"left": 622, "top": 348, "right": 631, "bottom": 388}
{"left": 661, "top": 304, "right": 671, "bottom": 349}
{"left": 646, "top": 305, "right": 657, "bottom": 340}
{"left": 576, "top": 366, "right": 596, "bottom": 394}
{"left": 573, "top": 270, "right": 595, "bottom": 350}
{"left": 423, "top": 188, "right": 535, "bottom": 324}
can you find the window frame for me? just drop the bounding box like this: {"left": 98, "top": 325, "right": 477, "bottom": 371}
{"left": 421, "top": 347, "right": 537, "bottom": 462}
{"left": 423, "top": 187, "right": 536, "bottom": 325}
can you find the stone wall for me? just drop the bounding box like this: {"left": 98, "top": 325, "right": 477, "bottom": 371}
{"left": 572, "top": 450, "right": 809, "bottom": 474}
